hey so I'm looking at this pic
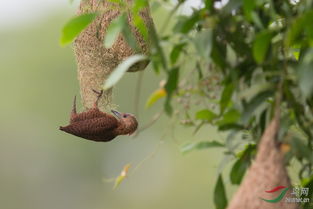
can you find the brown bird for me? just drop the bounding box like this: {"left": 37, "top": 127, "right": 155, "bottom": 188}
{"left": 59, "top": 90, "right": 138, "bottom": 142}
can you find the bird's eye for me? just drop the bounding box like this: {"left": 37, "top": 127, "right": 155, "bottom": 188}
{"left": 123, "top": 115, "right": 127, "bottom": 118}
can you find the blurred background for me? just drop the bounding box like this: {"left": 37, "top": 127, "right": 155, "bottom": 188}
{"left": 0, "top": 1, "right": 256, "bottom": 209}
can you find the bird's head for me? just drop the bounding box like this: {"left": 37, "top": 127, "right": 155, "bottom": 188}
{"left": 111, "top": 110, "right": 138, "bottom": 135}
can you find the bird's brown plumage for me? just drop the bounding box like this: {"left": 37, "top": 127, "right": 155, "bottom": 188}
{"left": 59, "top": 90, "right": 138, "bottom": 142}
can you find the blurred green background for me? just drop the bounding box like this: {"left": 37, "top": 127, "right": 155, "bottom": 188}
{"left": 0, "top": 1, "right": 237, "bottom": 209}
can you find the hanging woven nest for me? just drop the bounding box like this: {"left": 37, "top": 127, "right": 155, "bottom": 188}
{"left": 74, "top": 0, "right": 153, "bottom": 111}
{"left": 227, "top": 114, "right": 299, "bottom": 209}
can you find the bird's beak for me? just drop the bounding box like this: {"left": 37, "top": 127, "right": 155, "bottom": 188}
{"left": 111, "top": 110, "right": 122, "bottom": 118}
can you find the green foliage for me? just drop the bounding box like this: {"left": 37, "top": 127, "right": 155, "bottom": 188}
{"left": 252, "top": 30, "right": 274, "bottom": 63}
{"left": 220, "top": 83, "right": 234, "bottom": 115}
{"left": 285, "top": 10, "right": 313, "bottom": 47}
{"left": 195, "top": 109, "right": 217, "bottom": 122}
{"left": 214, "top": 175, "right": 228, "bottom": 209}
{"left": 142, "top": 1, "right": 313, "bottom": 208}
{"left": 145, "top": 88, "right": 166, "bottom": 108}
{"left": 194, "top": 29, "right": 212, "bottom": 58}
{"left": 61, "top": 0, "right": 313, "bottom": 208}
{"left": 175, "top": 12, "right": 201, "bottom": 34}
{"left": 301, "top": 175, "right": 313, "bottom": 209}
{"left": 103, "top": 12, "right": 139, "bottom": 50}
{"left": 60, "top": 13, "right": 97, "bottom": 45}
{"left": 61, "top": 0, "right": 149, "bottom": 50}
{"left": 230, "top": 144, "right": 255, "bottom": 184}
{"left": 216, "top": 109, "right": 241, "bottom": 130}
{"left": 164, "top": 67, "right": 179, "bottom": 115}
{"left": 104, "top": 14, "right": 126, "bottom": 48}
{"left": 103, "top": 55, "right": 147, "bottom": 90}
{"left": 170, "top": 42, "right": 186, "bottom": 64}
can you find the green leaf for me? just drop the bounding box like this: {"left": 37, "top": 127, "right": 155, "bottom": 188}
{"left": 204, "top": 0, "right": 213, "bottom": 11}
{"left": 236, "top": 144, "right": 256, "bottom": 158}
{"left": 301, "top": 175, "right": 313, "bottom": 209}
{"left": 133, "top": 0, "right": 148, "bottom": 11}
{"left": 243, "top": 0, "right": 255, "bottom": 21}
{"left": 196, "top": 62, "right": 203, "bottom": 79}
{"left": 177, "top": 12, "right": 200, "bottom": 34}
{"left": 104, "top": 14, "right": 126, "bottom": 48}
{"left": 194, "top": 29, "right": 212, "bottom": 58}
{"left": 181, "top": 141, "right": 224, "bottom": 154}
{"left": 239, "top": 83, "right": 272, "bottom": 100}
{"left": 230, "top": 159, "right": 247, "bottom": 184}
{"left": 285, "top": 11, "right": 313, "bottom": 47}
{"left": 150, "top": 25, "right": 168, "bottom": 71}
{"left": 291, "top": 137, "right": 313, "bottom": 163}
{"left": 214, "top": 175, "right": 228, "bottom": 209}
{"left": 165, "top": 68, "right": 179, "bottom": 96}
{"left": 133, "top": 14, "right": 148, "bottom": 40}
{"left": 285, "top": 19, "right": 304, "bottom": 47}
{"left": 211, "top": 36, "right": 227, "bottom": 70}
{"left": 113, "top": 164, "right": 131, "bottom": 189}
{"left": 241, "top": 90, "right": 273, "bottom": 125}
{"left": 216, "top": 109, "right": 240, "bottom": 125}
{"left": 164, "top": 67, "right": 179, "bottom": 115}
{"left": 170, "top": 43, "right": 186, "bottom": 64}
{"left": 195, "top": 109, "right": 217, "bottom": 122}
{"left": 145, "top": 88, "right": 166, "bottom": 108}
{"left": 60, "top": 13, "right": 98, "bottom": 46}
{"left": 220, "top": 82, "right": 234, "bottom": 114}
{"left": 103, "top": 55, "right": 147, "bottom": 90}
{"left": 122, "top": 22, "right": 139, "bottom": 51}
{"left": 218, "top": 123, "right": 244, "bottom": 131}
{"left": 230, "top": 144, "right": 255, "bottom": 184}
{"left": 252, "top": 30, "right": 274, "bottom": 63}
{"left": 284, "top": 85, "right": 312, "bottom": 141}
{"left": 298, "top": 63, "right": 313, "bottom": 99}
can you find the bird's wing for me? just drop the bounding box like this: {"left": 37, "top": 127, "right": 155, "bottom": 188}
{"left": 64, "top": 114, "right": 119, "bottom": 136}
{"left": 70, "top": 108, "right": 108, "bottom": 123}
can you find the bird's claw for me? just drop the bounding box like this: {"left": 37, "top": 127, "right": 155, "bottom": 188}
{"left": 92, "top": 89, "right": 103, "bottom": 97}
{"left": 92, "top": 89, "right": 104, "bottom": 108}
